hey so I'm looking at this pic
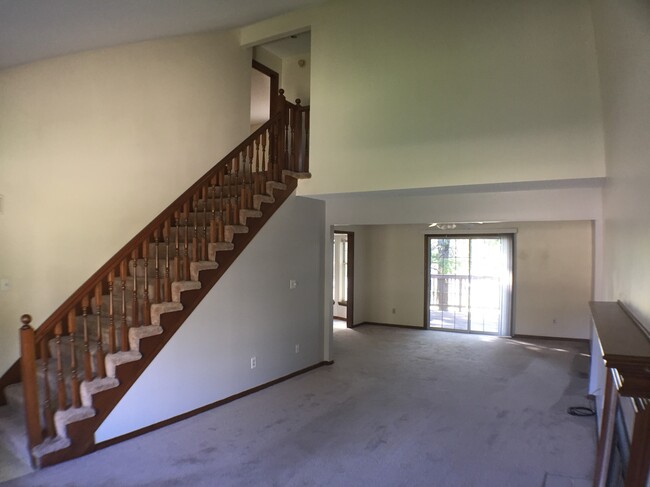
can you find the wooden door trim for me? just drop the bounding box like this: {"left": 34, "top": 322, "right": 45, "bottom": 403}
{"left": 252, "top": 60, "right": 279, "bottom": 115}
{"left": 334, "top": 231, "right": 355, "bottom": 328}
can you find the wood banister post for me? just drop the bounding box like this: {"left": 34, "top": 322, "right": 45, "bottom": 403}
{"left": 19, "top": 314, "right": 43, "bottom": 453}
{"left": 275, "top": 89, "right": 287, "bottom": 177}
{"left": 294, "top": 99, "right": 303, "bottom": 172}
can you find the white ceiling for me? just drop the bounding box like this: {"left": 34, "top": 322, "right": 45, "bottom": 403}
{"left": 0, "top": 0, "right": 323, "bottom": 69}
{"left": 262, "top": 31, "right": 311, "bottom": 58}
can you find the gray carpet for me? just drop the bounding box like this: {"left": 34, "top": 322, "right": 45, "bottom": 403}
{"left": 0, "top": 325, "right": 596, "bottom": 487}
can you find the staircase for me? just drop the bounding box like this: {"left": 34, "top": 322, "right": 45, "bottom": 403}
{"left": 0, "top": 90, "right": 310, "bottom": 469}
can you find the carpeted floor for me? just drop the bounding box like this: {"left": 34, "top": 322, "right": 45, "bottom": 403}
{"left": 0, "top": 325, "right": 596, "bottom": 487}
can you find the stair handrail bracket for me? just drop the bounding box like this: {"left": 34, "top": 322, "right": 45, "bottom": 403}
{"left": 3, "top": 90, "right": 309, "bottom": 467}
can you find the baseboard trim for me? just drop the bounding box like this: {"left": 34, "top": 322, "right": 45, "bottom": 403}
{"left": 358, "top": 321, "right": 425, "bottom": 331}
{"left": 513, "top": 334, "right": 589, "bottom": 344}
{"left": 95, "top": 360, "right": 334, "bottom": 451}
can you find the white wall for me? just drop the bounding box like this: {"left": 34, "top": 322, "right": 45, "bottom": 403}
{"left": 253, "top": 46, "right": 282, "bottom": 76}
{"left": 281, "top": 53, "right": 310, "bottom": 106}
{"left": 96, "top": 194, "right": 325, "bottom": 441}
{"left": 0, "top": 30, "right": 252, "bottom": 374}
{"left": 514, "top": 221, "right": 593, "bottom": 338}
{"left": 242, "top": 0, "right": 606, "bottom": 195}
{"left": 590, "top": 0, "right": 650, "bottom": 331}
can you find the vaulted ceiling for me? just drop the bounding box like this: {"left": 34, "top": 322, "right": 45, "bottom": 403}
{"left": 0, "top": 0, "right": 323, "bottom": 69}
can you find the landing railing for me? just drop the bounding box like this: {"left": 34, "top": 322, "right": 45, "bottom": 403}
{"left": 8, "top": 89, "right": 309, "bottom": 460}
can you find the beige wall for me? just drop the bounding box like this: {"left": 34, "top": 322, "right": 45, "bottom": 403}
{"left": 0, "top": 30, "right": 251, "bottom": 373}
{"left": 591, "top": 0, "right": 650, "bottom": 331}
{"left": 514, "top": 221, "right": 593, "bottom": 338}
{"left": 243, "top": 0, "right": 606, "bottom": 195}
{"left": 348, "top": 222, "right": 593, "bottom": 339}
{"left": 281, "top": 53, "right": 310, "bottom": 106}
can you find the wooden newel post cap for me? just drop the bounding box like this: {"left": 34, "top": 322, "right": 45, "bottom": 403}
{"left": 20, "top": 314, "right": 32, "bottom": 329}
{"left": 295, "top": 99, "right": 301, "bottom": 106}
{"left": 278, "top": 89, "right": 285, "bottom": 96}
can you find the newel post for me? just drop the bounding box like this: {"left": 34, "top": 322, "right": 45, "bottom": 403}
{"left": 276, "top": 89, "right": 288, "bottom": 177}
{"left": 19, "top": 314, "right": 43, "bottom": 453}
{"left": 293, "top": 99, "right": 304, "bottom": 173}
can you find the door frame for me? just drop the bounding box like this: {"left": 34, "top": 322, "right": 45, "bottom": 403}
{"left": 334, "top": 231, "right": 355, "bottom": 328}
{"left": 423, "top": 233, "right": 514, "bottom": 335}
{"left": 252, "top": 60, "right": 279, "bottom": 115}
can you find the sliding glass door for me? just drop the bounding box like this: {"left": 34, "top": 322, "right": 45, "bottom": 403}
{"left": 426, "top": 235, "right": 512, "bottom": 336}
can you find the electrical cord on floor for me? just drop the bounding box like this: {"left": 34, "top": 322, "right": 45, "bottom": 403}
{"left": 567, "top": 406, "right": 596, "bottom": 416}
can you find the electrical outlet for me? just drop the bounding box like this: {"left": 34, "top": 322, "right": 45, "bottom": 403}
{"left": 295, "top": 344, "right": 299, "bottom": 354}
{"left": 0, "top": 278, "right": 9, "bottom": 292}
{"left": 250, "top": 356, "right": 256, "bottom": 369}
{"left": 289, "top": 280, "right": 297, "bottom": 290}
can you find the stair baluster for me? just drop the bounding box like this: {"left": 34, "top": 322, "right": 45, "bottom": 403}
{"left": 231, "top": 158, "right": 239, "bottom": 226}
{"left": 173, "top": 211, "right": 181, "bottom": 283}
{"left": 183, "top": 202, "right": 190, "bottom": 280}
{"left": 67, "top": 310, "right": 81, "bottom": 408}
{"left": 153, "top": 229, "right": 161, "bottom": 304}
{"left": 108, "top": 271, "right": 116, "bottom": 354}
{"left": 120, "top": 260, "right": 128, "bottom": 351}
{"left": 81, "top": 297, "right": 92, "bottom": 382}
{"left": 201, "top": 186, "right": 208, "bottom": 261}
{"left": 210, "top": 175, "right": 217, "bottom": 248}
{"left": 224, "top": 164, "right": 231, "bottom": 226}
{"left": 53, "top": 321, "right": 66, "bottom": 410}
{"left": 252, "top": 136, "right": 259, "bottom": 196}
{"left": 94, "top": 283, "right": 106, "bottom": 378}
{"left": 192, "top": 194, "right": 199, "bottom": 263}
{"left": 261, "top": 130, "right": 267, "bottom": 194}
{"left": 247, "top": 148, "right": 253, "bottom": 208}
{"left": 240, "top": 151, "right": 247, "bottom": 210}
{"left": 131, "top": 249, "right": 139, "bottom": 327}
{"left": 163, "top": 220, "right": 171, "bottom": 302}
{"left": 142, "top": 241, "right": 151, "bottom": 326}
{"left": 39, "top": 339, "right": 55, "bottom": 438}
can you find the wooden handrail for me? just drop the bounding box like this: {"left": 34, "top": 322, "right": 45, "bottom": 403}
{"left": 30, "top": 92, "right": 314, "bottom": 343}
{"left": 1, "top": 90, "right": 310, "bottom": 464}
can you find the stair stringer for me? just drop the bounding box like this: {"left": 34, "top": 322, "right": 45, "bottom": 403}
{"left": 35, "top": 177, "right": 299, "bottom": 468}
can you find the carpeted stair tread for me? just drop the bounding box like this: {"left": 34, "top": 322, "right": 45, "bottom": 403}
{"left": 80, "top": 377, "right": 119, "bottom": 408}
{"left": 150, "top": 302, "right": 183, "bottom": 327}
{"left": 171, "top": 281, "right": 202, "bottom": 303}
{"left": 190, "top": 261, "right": 219, "bottom": 282}
{"left": 128, "top": 325, "right": 163, "bottom": 351}
{"left": 253, "top": 194, "right": 274, "bottom": 210}
{"left": 54, "top": 406, "right": 95, "bottom": 439}
{"left": 224, "top": 225, "right": 248, "bottom": 243}
{"left": 105, "top": 350, "right": 142, "bottom": 378}
{"left": 0, "top": 400, "right": 35, "bottom": 467}
{"left": 266, "top": 181, "right": 286, "bottom": 195}
{"left": 32, "top": 436, "right": 71, "bottom": 464}
{"left": 239, "top": 209, "right": 263, "bottom": 226}
{"left": 207, "top": 242, "right": 234, "bottom": 261}
{"left": 282, "top": 170, "right": 312, "bottom": 182}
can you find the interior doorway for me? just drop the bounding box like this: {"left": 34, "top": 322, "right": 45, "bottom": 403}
{"left": 333, "top": 231, "right": 354, "bottom": 328}
{"left": 425, "top": 235, "right": 513, "bottom": 336}
{"left": 250, "top": 60, "right": 279, "bottom": 131}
